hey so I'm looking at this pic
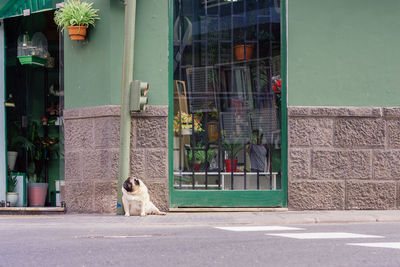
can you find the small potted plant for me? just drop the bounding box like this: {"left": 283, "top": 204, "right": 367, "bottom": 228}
{"left": 223, "top": 143, "right": 242, "bottom": 172}
{"left": 6, "top": 169, "right": 19, "bottom": 207}
{"left": 222, "top": 131, "right": 243, "bottom": 172}
{"left": 54, "top": 0, "right": 100, "bottom": 41}
{"left": 188, "top": 149, "right": 206, "bottom": 172}
{"left": 233, "top": 27, "right": 254, "bottom": 61}
{"left": 25, "top": 121, "right": 59, "bottom": 207}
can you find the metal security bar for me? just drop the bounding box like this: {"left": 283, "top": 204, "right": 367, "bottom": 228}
{"left": 173, "top": 0, "right": 281, "bottom": 191}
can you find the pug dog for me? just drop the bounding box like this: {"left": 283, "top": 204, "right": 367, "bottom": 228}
{"left": 122, "top": 177, "right": 166, "bottom": 216}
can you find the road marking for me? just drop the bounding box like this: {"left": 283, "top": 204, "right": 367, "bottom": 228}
{"left": 347, "top": 242, "right": 400, "bottom": 249}
{"left": 266, "top": 232, "right": 384, "bottom": 239}
{"left": 76, "top": 234, "right": 174, "bottom": 239}
{"left": 215, "top": 226, "right": 304, "bottom": 232}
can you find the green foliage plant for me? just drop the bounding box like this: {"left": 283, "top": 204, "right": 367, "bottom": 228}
{"left": 223, "top": 143, "right": 242, "bottom": 159}
{"left": 188, "top": 149, "right": 206, "bottom": 163}
{"left": 7, "top": 169, "right": 18, "bottom": 192}
{"left": 54, "top": 0, "right": 100, "bottom": 32}
{"left": 7, "top": 121, "right": 33, "bottom": 152}
{"left": 188, "top": 148, "right": 218, "bottom": 164}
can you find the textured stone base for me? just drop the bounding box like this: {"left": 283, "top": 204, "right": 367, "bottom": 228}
{"left": 64, "top": 105, "right": 169, "bottom": 213}
{"left": 289, "top": 181, "right": 345, "bottom": 210}
{"left": 288, "top": 106, "right": 400, "bottom": 210}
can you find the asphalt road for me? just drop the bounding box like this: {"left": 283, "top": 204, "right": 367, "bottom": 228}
{"left": 0, "top": 216, "right": 400, "bottom": 267}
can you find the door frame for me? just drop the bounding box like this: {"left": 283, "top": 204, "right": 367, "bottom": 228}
{"left": 0, "top": 19, "right": 6, "bottom": 202}
{"left": 168, "top": 0, "right": 288, "bottom": 208}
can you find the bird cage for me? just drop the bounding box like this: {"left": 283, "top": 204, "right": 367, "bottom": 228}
{"left": 17, "top": 32, "right": 49, "bottom": 66}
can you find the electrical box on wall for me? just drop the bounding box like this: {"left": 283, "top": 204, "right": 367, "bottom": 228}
{"left": 129, "top": 80, "right": 149, "bottom": 112}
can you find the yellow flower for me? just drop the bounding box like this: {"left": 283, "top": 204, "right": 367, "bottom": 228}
{"left": 173, "top": 112, "right": 203, "bottom": 133}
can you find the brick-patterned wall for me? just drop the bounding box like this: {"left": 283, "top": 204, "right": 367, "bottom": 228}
{"left": 64, "top": 105, "right": 169, "bottom": 213}
{"left": 288, "top": 107, "right": 400, "bottom": 210}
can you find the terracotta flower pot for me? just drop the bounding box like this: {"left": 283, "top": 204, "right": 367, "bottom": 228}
{"left": 234, "top": 44, "right": 254, "bottom": 61}
{"left": 67, "top": 26, "right": 88, "bottom": 40}
{"left": 28, "top": 183, "right": 48, "bottom": 207}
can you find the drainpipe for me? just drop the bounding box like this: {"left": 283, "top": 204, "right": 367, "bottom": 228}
{"left": 117, "top": 0, "right": 137, "bottom": 215}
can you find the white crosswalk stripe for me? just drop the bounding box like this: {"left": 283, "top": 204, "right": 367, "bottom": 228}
{"left": 347, "top": 242, "right": 400, "bottom": 249}
{"left": 214, "top": 225, "right": 400, "bottom": 250}
{"left": 215, "top": 226, "right": 304, "bottom": 232}
{"left": 266, "top": 232, "right": 384, "bottom": 239}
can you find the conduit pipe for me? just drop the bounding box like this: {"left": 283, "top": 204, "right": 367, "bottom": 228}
{"left": 117, "top": 0, "right": 137, "bottom": 215}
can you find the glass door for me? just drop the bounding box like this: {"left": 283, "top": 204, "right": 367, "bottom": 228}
{"left": 170, "top": 0, "right": 286, "bottom": 207}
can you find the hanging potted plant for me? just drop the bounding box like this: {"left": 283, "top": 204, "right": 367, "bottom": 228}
{"left": 54, "top": 0, "right": 100, "bottom": 41}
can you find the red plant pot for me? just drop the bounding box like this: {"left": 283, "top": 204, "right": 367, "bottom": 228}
{"left": 225, "top": 159, "right": 238, "bottom": 172}
{"left": 193, "top": 162, "right": 201, "bottom": 172}
{"left": 28, "top": 183, "right": 48, "bottom": 207}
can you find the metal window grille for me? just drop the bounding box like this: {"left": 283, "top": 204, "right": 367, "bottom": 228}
{"left": 173, "top": 0, "right": 281, "bottom": 191}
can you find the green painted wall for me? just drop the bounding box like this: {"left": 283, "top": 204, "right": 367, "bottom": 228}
{"left": 65, "top": 0, "right": 169, "bottom": 109}
{"left": 288, "top": 0, "right": 400, "bottom": 107}
{"left": 133, "top": 0, "right": 169, "bottom": 106}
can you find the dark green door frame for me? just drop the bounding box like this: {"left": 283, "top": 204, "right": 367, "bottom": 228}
{"left": 0, "top": 0, "right": 62, "bottom": 19}
{"left": 168, "top": 0, "right": 288, "bottom": 208}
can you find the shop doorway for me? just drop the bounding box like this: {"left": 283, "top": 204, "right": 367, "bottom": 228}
{"left": 2, "top": 11, "right": 64, "bottom": 207}
{"left": 170, "top": 0, "right": 286, "bottom": 207}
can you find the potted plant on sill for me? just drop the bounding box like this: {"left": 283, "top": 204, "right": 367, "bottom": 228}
{"left": 188, "top": 148, "right": 218, "bottom": 172}
{"left": 54, "top": 0, "right": 100, "bottom": 41}
{"left": 188, "top": 149, "right": 206, "bottom": 172}
{"left": 222, "top": 143, "right": 242, "bottom": 172}
{"left": 6, "top": 169, "right": 18, "bottom": 207}
{"left": 27, "top": 122, "right": 59, "bottom": 207}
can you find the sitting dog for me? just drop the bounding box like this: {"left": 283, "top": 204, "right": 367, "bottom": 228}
{"left": 122, "top": 177, "right": 166, "bottom": 216}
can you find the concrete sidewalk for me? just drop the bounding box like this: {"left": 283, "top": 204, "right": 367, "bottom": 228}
{"left": 1, "top": 210, "right": 400, "bottom": 226}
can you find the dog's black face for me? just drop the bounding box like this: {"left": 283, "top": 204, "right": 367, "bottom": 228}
{"left": 123, "top": 178, "right": 133, "bottom": 192}
{"left": 123, "top": 178, "right": 140, "bottom": 192}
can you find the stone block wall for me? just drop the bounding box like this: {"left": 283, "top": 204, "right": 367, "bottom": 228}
{"left": 130, "top": 106, "right": 169, "bottom": 212}
{"left": 288, "top": 107, "right": 400, "bottom": 210}
{"left": 64, "top": 105, "right": 169, "bottom": 213}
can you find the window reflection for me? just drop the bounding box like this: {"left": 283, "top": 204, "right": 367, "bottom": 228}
{"left": 173, "top": 0, "right": 282, "bottom": 191}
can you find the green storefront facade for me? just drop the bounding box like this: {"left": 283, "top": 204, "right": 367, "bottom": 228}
{"left": 0, "top": 0, "right": 399, "bottom": 212}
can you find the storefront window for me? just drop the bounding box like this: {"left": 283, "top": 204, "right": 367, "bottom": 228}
{"left": 173, "top": 0, "right": 281, "bottom": 190}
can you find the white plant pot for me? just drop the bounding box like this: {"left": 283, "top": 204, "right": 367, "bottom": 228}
{"left": 6, "top": 192, "right": 19, "bottom": 207}
{"left": 181, "top": 128, "right": 192, "bottom": 135}
{"left": 7, "top": 151, "right": 18, "bottom": 171}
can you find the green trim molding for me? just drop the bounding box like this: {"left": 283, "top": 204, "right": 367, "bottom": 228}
{"left": 170, "top": 190, "right": 284, "bottom": 208}
{"left": 0, "top": 0, "right": 62, "bottom": 19}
